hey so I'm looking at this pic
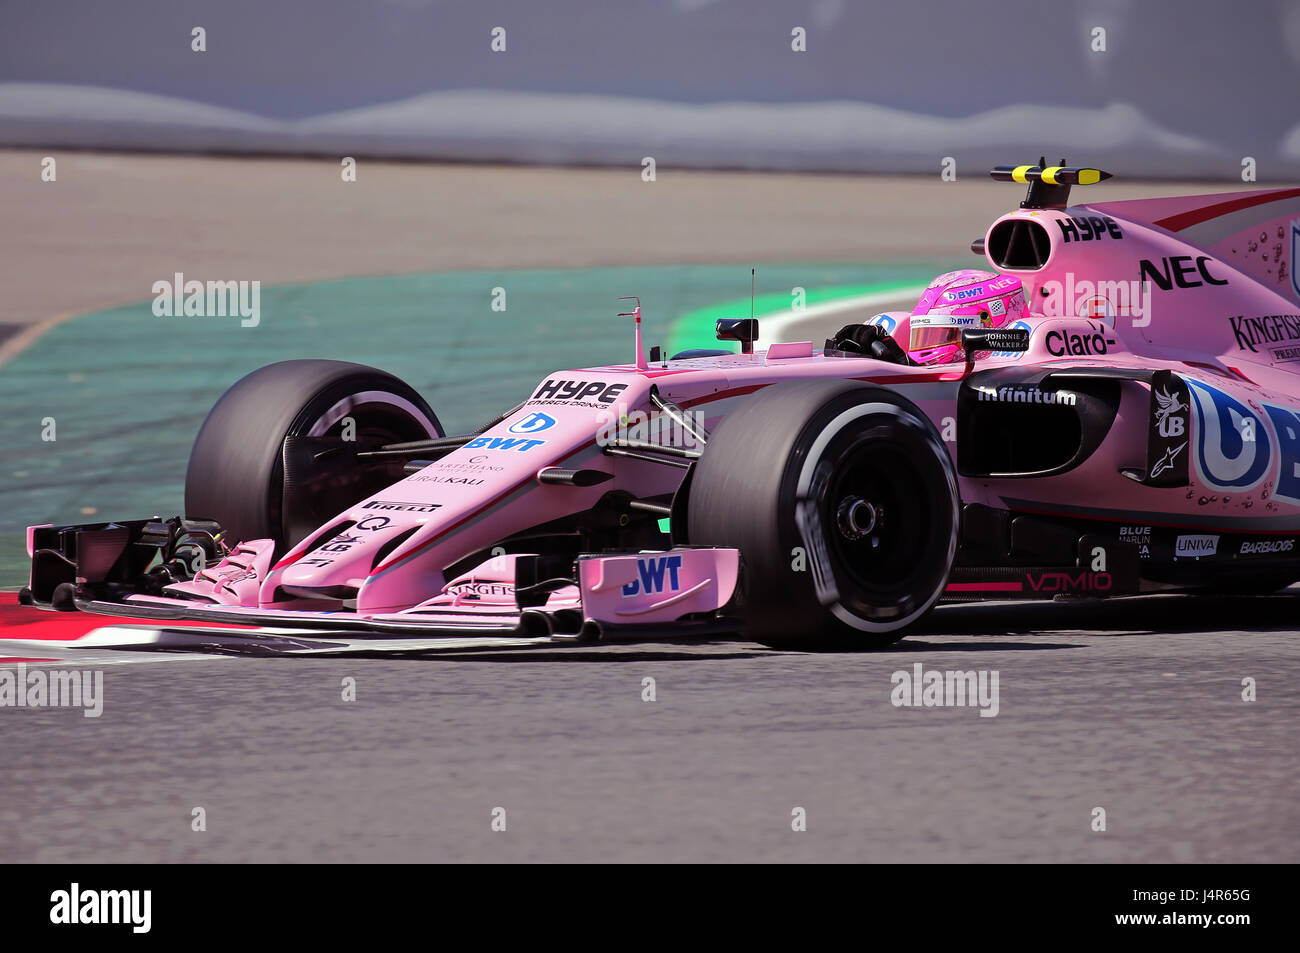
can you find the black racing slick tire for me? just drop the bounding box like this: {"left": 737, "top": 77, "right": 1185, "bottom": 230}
{"left": 687, "top": 379, "right": 958, "bottom": 649}
{"left": 184, "top": 360, "right": 441, "bottom": 554}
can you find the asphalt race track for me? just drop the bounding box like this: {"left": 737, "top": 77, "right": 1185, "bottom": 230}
{"left": 5, "top": 595, "right": 1296, "bottom": 863}
{"left": 2, "top": 152, "right": 1297, "bottom": 863}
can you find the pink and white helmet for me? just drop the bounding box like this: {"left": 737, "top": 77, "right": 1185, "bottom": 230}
{"left": 903, "top": 269, "right": 1027, "bottom": 365}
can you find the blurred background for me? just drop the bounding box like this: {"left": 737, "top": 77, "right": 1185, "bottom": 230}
{"left": 4, "top": 0, "right": 1300, "bottom": 176}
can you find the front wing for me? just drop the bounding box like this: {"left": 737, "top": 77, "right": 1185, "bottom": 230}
{"left": 21, "top": 517, "right": 743, "bottom": 654}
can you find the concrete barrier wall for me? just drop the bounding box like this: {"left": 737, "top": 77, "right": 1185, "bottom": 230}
{"left": 2, "top": 0, "right": 1297, "bottom": 179}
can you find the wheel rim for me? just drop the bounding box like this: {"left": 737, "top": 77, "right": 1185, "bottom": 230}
{"left": 306, "top": 390, "right": 440, "bottom": 443}
{"left": 825, "top": 440, "right": 931, "bottom": 594}
{"left": 793, "top": 402, "right": 957, "bottom": 633}
{"left": 277, "top": 387, "right": 441, "bottom": 546}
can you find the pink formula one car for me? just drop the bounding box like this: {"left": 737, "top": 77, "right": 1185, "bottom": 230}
{"left": 23, "top": 162, "right": 1300, "bottom": 650}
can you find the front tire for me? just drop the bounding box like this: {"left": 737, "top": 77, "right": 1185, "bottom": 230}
{"left": 184, "top": 360, "right": 441, "bottom": 554}
{"left": 687, "top": 380, "right": 958, "bottom": 649}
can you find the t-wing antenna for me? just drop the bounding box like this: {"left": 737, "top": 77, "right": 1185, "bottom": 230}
{"left": 617, "top": 296, "right": 649, "bottom": 370}
{"left": 990, "top": 157, "right": 1112, "bottom": 209}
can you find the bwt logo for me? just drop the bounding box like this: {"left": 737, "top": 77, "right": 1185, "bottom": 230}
{"left": 867, "top": 313, "right": 899, "bottom": 335}
{"left": 621, "top": 554, "right": 683, "bottom": 597}
{"left": 508, "top": 412, "right": 556, "bottom": 435}
{"left": 1186, "top": 379, "right": 1271, "bottom": 492}
{"left": 1188, "top": 378, "right": 1300, "bottom": 507}
{"left": 464, "top": 436, "right": 546, "bottom": 452}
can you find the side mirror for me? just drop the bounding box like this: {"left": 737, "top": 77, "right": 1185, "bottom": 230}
{"left": 962, "top": 327, "right": 1030, "bottom": 354}
{"left": 716, "top": 318, "right": 759, "bottom": 355}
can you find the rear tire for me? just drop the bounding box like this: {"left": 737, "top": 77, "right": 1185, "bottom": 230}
{"left": 687, "top": 380, "right": 958, "bottom": 649}
{"left": 184, "top": 360, "right": 441, "bottom": 554}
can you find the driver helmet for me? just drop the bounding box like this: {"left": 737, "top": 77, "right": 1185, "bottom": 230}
{"left": 904, "top": 269, "right": 1027, "bottom": 365}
